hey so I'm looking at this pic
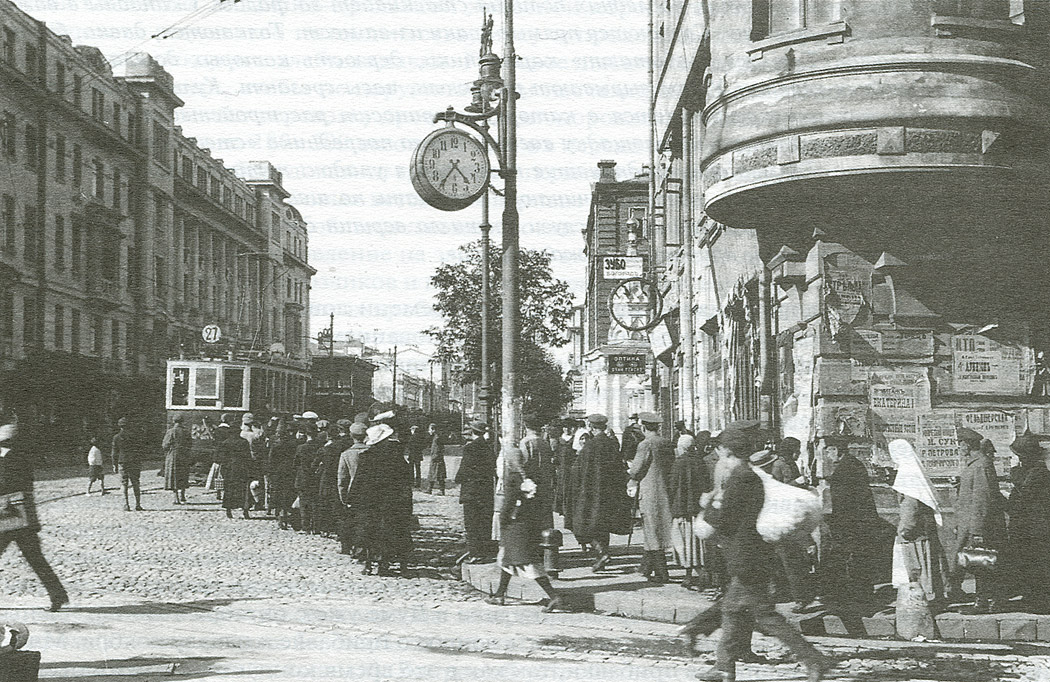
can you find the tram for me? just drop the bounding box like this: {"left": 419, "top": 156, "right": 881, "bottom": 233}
{"left": 164, "top": 350, "right": 310, "bottom": 462}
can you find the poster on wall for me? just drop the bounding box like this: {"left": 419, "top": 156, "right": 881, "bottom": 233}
{"left": 868, "top": 369, "right": 930, "bottom": 447}
{"left": 959, "top": 410, "right": 1016, "bottom": 476}
{"left": 917, "top": 412, "right": 961, "bottom": 476}
{"left": 950, "top": 334, "right": 1035, "bottom": 395}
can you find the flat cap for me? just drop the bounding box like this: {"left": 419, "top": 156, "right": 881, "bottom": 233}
{"left": 749, "top": 450, "right": 777, "bottom": 469}
{"left": 714, "top": 427, "right": 753, "bottom": 454}
{"left": 336, "top": 418, "right": 353, "bottom": 429}
{"left": 468, "top": 419, "right": 488, "bottom": 434}
{"left": 586, "top": 414, "right": 608, "bottom": 426}
{"left": 956, "top": 427, "right": 983, "bottom": 446}
{"left": 1011, "top": 432, "right": 1045, "bottom": 460}
{"left": 638, "top": 412, "right": 661, "bottom": 425}
{"left": 349, "top": 422, "right": 367, "bottom": 436}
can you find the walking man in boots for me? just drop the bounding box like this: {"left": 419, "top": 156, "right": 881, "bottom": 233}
{"left": 628, "top": 412, "right": 675, "bottom": 583}
{"left": 572, "top": 414, "right": 632, "bottom": 570}
{"left": 113, "top": 417, "right": 142, "bottom": 511}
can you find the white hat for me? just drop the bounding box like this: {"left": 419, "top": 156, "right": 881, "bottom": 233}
{"left": 365, "top": 423, "right": 394, "bottom": 446}
{"left": 301, "top": 411, "right": 319, "bottom": 420}
{"left": 371, "top": 410, "right": 396, "bottom": 423}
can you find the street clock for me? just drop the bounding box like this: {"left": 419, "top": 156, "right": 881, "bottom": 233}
{"left": 608, "top": 277, "right": 663, "bottom": 332}
{"left": 410, "top": 127, "right": 490, "bottom": 211}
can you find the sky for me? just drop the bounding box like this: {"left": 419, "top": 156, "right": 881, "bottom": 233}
{"left": 21, "top": 0, "right": 650, "bottom": 355}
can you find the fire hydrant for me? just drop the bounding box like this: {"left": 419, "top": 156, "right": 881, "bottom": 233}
{"left": 541, "top": 528, "right": 563, "bottom": 579}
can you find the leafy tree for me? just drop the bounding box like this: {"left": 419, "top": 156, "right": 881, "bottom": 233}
{"left": 427, "top": 240, "right": 574, "bottom": 420}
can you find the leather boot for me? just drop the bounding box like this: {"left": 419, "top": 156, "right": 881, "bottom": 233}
{"left": 649, "top": 552, "right": 670, "bottom": 584}
{"left": 636, "top": 551, "right": 653, "bottom": 577}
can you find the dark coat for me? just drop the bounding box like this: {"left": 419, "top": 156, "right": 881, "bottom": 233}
{"left": 770, "top": 455, "right": 801, "bottom": 485}
{"left": 456, "top": 436, "right": 496, "bottom": 505}
{"left": 717, "top": 464, "right": 773, "bottom": 584}
{"left": 571, "top": 432, "right": 632, "bottom": 541}
{"left": 499, "top": 467, "right": 545, "bottom": 566}
{"left": 621, "top": 424, "right": 645, "bottom": 463}
{"left": 349, "top": 437, "right": 413, "bottom": 557}
{"left": 553, "top": 438, "right": 575, "bottom": 517}
{"left": 293, "top": 440, "right": 321, "bottom": 500}
{"left": 218, "top": 429, "right": 252, "bottom": 510}
{"left": 953, "top": 451, "right": 1006, "bottom": 552}
{"left": 1006, "top": 463, "right": 1050, "bottom": 598}
{"left": 828, "top": 454, "right": 879, "bottom": 542}
{"left": 0, "top": 437, "right": 40, "bottom": 534}
{"left": 162, "top": 424, "right": 192, "bottom": 490}
{"left": 629, "top": 434, "right": 675, "bottom": 551}
{"left": 670, "top": 448, "right": 709, "bottom": 519}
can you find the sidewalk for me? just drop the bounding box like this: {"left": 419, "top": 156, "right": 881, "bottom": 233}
{"left": 460, "top": 527, "right": 1050, "bottom": 644}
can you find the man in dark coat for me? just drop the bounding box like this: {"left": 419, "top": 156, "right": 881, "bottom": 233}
{"left": 553, "top": 420, "right": 576, "bottom": 519}
{"left": 628, "top": 412, "right": 675, "bottom": 582}
{"left": 773, "top": 437, "right": 804, "bottom": 486}
{"left": 406, "top": 425, "right": 425, "bottom": 488}
{"left": 218, "top": 414, "right": 252, "bottom": 519}
{"left": 697, "top": 427, "right": 831, "bottom": 682}
{"left": 293, "top": 422, "right": 321, "bottom": 532}
{"left": 620, "top": 413, "right": 645, "bottom": 465}
{"left": 456, "top": 420, "right": 497, "bottom": 562}
{"left": 572, "top": 414, "right": 631, "bottom": 571}
{"left": 113, "top": 417, "right": 142, "bottom": 512}
{"left": 950, "top": 427, "right": 1007, "bottom": 612}
{"left": 822, "top": 435, "right": 880, "bottom": 606}
{"left": 1006, "top": 433, "right": 1050, "bottom": 612}
{"left": 313, "top": 420, "right": 350, "bottom": 535}
{"left": 0, "top": 414, "right": 68, "bottom": 611}
{"left": 351, "top": 413, "right": 413, "bottom": 575}
{"left": 337, "top": 422, "right": 369, "bottom": 556}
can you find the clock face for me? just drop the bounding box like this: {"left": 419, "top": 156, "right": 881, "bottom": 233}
{"left": 411, "top": 128, "right": 490, "bottom": 211}
{"left": 609, "top": 277, "right": 662, "bottom": 332}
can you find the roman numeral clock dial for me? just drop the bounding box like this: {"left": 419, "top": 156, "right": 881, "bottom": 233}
{"left": 410, "top": 127, "right": 490, "bottom": 211}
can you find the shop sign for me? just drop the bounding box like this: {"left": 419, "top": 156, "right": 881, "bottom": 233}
{"left": 608, "top": 354, "right": 646, "bottom": 375}
{"left": 601, "top": 255, "right": 644, "bottom": 280}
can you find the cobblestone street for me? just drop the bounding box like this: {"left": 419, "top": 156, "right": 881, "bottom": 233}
{"left": 0, "top": 470, "right": 1047, "bottom": 680}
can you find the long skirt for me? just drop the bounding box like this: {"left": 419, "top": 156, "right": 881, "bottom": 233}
{"left": 672, "top": 516, "right": 703, "bottom": 568}
{"left": 222, "top": 474, "right": 248, "bottom": 510}
{"left": 892, "top": 537, "right": 950, "bottom": 602}
{"left": 163, "top": 454, "right": 189, "bottom": 490}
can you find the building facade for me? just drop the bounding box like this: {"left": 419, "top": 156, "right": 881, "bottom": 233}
{"left": 650, "top": 0, "right": 1050, "bottom": 485}
{"left": 573, "top": 160, "right": 655, "bottom": 434}
{"left": 0, "top": 0, "right": 313, "bottom": 457}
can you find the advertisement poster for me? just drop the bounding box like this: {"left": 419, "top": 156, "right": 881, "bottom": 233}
{"left": 951, "top": 334, "right": 1035, "bottom": 395}
{"left": 868, "top": 370, "right": 930, "bottom": 446}
{"left": 960, "top": 410, "right": 1017, "bottom": 476}
{"left": 917, "top": 412, "right": 961, "bottom": 476}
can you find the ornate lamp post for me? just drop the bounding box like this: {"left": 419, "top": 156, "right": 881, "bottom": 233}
{"left": 411, "top": 3, "right": 519, "bottom": 445}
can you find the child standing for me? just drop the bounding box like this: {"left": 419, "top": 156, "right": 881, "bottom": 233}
{"left": 87, "top": 437, "right": 106, "bottom": 495}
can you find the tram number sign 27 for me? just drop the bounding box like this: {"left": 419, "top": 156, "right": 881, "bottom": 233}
{"left": 201, "top": 325, "right": 223, "bottom": 344}
{"left": 602, "top": 256, "right": 643, "bottom": 280}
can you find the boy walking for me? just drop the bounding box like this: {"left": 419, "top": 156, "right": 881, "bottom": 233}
{"left": 87, "top": 437, "right": 106, "bottom": 495}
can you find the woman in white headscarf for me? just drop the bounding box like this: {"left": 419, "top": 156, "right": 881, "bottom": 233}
{"left": 889, "top": 439, "right": 950, "bottom": 605}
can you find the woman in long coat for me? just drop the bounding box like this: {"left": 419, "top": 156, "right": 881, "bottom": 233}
{"left": 889, "top": 439, "right": 950, "bottom": 606}
{"left": 218, "top": 420, "right": 251, "bottom": 519}
{"left": 572, "top": 417, "right": 631, "bottom": 568}
{"left": 351, "top": 421, "right": 413, "bottom": 575}
{"left": 1006, "top": 433, "right": 1050, "bottom": 612}
{"left": 628, "top": 416, "right": 676, "bottom": 583}
{"left": 553, "top": 423, "right": 575, "bottom": 518}
{"left": 293, "top": 425, "right": 321, "bottom": 533}
{"left": 670, "top": 433, "right": 710, "bottom": 589}
{"left": 425, "top": 424, "right": 447, "bottom": 495}
{"left": 266, "top": 419, "right": 298, "bottom": 529}
{"left": 162, "top": 416, "right": 192, "bottom": 504}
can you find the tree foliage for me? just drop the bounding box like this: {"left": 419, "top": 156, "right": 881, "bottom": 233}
{"left": 427, "top": 240, "right": 574, "bottom": 420}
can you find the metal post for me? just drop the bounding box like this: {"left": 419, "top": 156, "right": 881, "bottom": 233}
{"left": 480, "top": 119, "right": 493, "bottom": 427}
{"left": 329, "top": 312, "right": 335, "bottom": 358}
{"left": 500, "top": 0, "right": 519, "bottom": 447}
{"left": 392, "top": 345, "right": 398, "bottom": 405}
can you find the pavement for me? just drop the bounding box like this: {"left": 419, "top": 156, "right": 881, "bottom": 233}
{"left": 0, "top": 467, "right": 1047, "bottom": 680}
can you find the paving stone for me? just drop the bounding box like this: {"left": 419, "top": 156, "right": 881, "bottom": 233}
{"left": 822, "top": 615, "right": 848, "bottom": 636}
{"left": 861, "top": 615, "right": 896, "bottom": 638}
{"left": 591, "top": 592, "right": 621, "bottom": 615}
{"left": 963, "top": 617, "right": 1000, "bottom": 641}
{"left": 638, "top": 599, "right": 674, "bottom": 622}
{"left": 935, "top": 614, "right": 966, "bottom": 640}
{"left": 1035, "top": 616, "right": 1050, "bottom": 642}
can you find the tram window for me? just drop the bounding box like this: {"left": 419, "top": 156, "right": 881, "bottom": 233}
{"left": 223, "top": 368, "right": 244, "bottom": 408}
{"left": 171, "top": 367, "right": 189, "bottom": 406}
{"left": 195, "top": 367, "right": 219, "bottom": 407}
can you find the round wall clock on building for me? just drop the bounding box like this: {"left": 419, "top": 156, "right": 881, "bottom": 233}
{"left": 410, "top": 126, "right": 490, "bottom": 211}
{"left": 608, "top": 277, "right": 663, "bottom": 332}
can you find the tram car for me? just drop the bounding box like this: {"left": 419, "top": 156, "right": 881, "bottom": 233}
{"left": 165, "top": 352, "right": 310, "bottom": 464}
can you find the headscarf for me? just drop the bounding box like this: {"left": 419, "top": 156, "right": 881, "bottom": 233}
{"left": 889, "top": 439, "right": 942, "bottom": 526}
{"left": 675, "top": 434, "right": 696, "bottom": 458}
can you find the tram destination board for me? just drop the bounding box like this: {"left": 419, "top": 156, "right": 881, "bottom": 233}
{"left": 608, "top": 354, "right": 646, "bottom": 375}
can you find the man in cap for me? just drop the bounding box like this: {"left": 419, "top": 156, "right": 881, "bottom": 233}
{"left": 337, "top": 421, "right": 369, "bottom": 557}
{"left": 696, "top": 426, "right": 831, "bottom": 682}
{"left": 628, "top": 412, "right": 675, "bottom": 583}
{"left": 621, "top": 413, "right": 645, "bottom": 465}
{"left": 572, "top": 414, "right": 632, "bottom": 571}
{"left": 950, "top": 427, "right": 1006, "bottom": 612}
{"left": 456, "top": 420, "right": 497, "bottom": 563}
{"left": 112, "top": 417, "right": 143, "bottom": 511}
{"left": 241, "top": 413, "right": 267, "bottom": 511}
{"left": 293, "top": 417, "right": 321, "bottom": 533}
{"left": 821, "top": 434, "right": 880, "bottom": 607}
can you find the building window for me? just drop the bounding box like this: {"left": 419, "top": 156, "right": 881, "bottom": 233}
{"left": 91, "top": 88, "right": 105, "bottom": 121}
{"left": 54, "top": 214, "right": 65, "bottom": 270}
{"left": 152, "top": 120, "right": 169, "bottom": 165}
{"left": 71, "top": 221, "right": 81, "bottom": 276}
{"left": 112, "top": 103, "right": 121, "bottom": 136}
{"left": 194, "top": 366, "right": 219, "bottom": 406}
{"left": 170, "top": 367, "right": 189, "bottom": 405}
{"left": 111, "top": 319, "right": 120, "bottom": 360}
{"left": 73, "top": 74, "right": 82, "bottom": 107}
{"left": 71, "top": 308, "right": 80, "bottom": 354}
{"left": 72, "top": 144, "right": 82, "bottom": 188}
{"left": 0, "top": 289, "right": 11, "bottom": 339}
{"left": 182, "top": 157, "right": 193, "bottom": 181}
{"left": 24, "top": 123, "right": 35, "bottom": 170}
{"left": 196, "top": 167, "right": 207, "bottom": 190}
{"left": 209, "top": 174, "right": 219, "bottom": 199}
{"left": 112, "top": 168, "right": 121, "bottom": 211}
{"left": 934, "top": 0, "right": 1010, "bottom": 19}
{"left": 55, "top": 61, "right": 65, "bottom": 95}
{"left": 127, "top": 112, "right": 136, "bottom": 143}
{"left": 752, "top": 0, "right": 840, "bottom": 39}
{"left": 271, "top": 212, "right": 280, "bottom": 242}
{"left": 23, "top": 296, "right": 37, "bottom": 344}
{"left": 93, "top": 159, "right": 104, "bottom": 199}
{"left": 24, "top": 44, "right": 37, "bottom": 79}
{"left": 54, "top": 134, "right": 65, "bottom": 182}
{"left": 235, "top": 195, "right": 244, "bottom": 217}
{"left": 2, "top": 194, "right": 13, "bottom": 252}
{"left": 0, "top": 111, "right": 14, "bottom": 157}
{"left": 155, "top": 256, "right": 165, "bottom": 296}
{"left": 2, "top": 27, "right": 14, "bottom": 64}
{"left": 23, "top": 204, "right": 36, "bottom": 263}
{"left": 154, "top": 193, "right": 165, "bottom": 233}
{"left": 222, "top": 186, "right": 231, "bottom": 208}
{"left": 53, "top": 304, "right": 64, "bottom": 350}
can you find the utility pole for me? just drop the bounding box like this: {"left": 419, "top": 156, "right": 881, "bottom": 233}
{"left": 392, "top": 345, "right": 398, "bottom": 405}
{"left": 500, "top": 0, "right": 519, "bottom": 448}
{"left": 329, "top": 312, "right": 335, "bottom": 358}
